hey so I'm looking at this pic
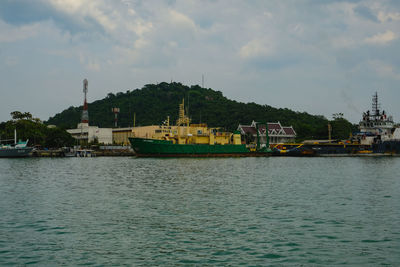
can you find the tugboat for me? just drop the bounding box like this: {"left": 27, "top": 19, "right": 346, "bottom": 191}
{"left": 272, "top": 92, "right": 400, "bottom": 156}
{"left": 354, "top": 92, "right": 400, "bottom": 154}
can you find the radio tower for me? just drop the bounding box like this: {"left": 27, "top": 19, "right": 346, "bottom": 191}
{"left": 82, "top": 79, "right": 89, "bottom": 124}
{"left": 112, "top": 108, "right": 120, "bottom": 127}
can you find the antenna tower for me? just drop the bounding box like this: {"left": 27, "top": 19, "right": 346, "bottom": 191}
{"left": 112, "top": 108, "right": 120, "bottom": 128}
{"left": 81, "top": 79, "right": 89, "bottom": 124}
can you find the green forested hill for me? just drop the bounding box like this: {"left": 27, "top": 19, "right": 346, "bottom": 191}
{"left": 46, "top": 82, "right": 355, "bottom": 140}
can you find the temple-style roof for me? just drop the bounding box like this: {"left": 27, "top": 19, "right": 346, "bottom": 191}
{"left": 238, "top": 121, "right": 296, "bottom": 137}
{"left": 239, "top": 125, "right": 257, "bottom": 135}
{"left": 267, "top": 123, "right": 282, "bottom": 131}
{"left": 282, "top": 127, "right": 296, "bottom": 136}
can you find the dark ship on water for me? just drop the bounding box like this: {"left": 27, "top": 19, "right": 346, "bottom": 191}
{"left": 354, "top": 92, "right": 400, "bottom": 154}
{"left": 272, "top": 92, "right": 400, "bottom": 156}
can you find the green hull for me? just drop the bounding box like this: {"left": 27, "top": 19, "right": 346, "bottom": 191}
{"left": 129, "top": 137, "right": 269, "bottom": 157}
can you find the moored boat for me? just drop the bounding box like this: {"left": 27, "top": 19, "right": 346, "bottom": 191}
{"left": 352, "top": 92, "right": 400, "bottom": 155}
{"left": 0, "top": 130, "right": 33, "bottom": 158}
{"left": 129, "top": 100, "right": 270, "bottom": 157}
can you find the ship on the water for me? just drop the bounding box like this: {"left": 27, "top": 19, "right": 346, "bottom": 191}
{"left": 272, "top": 92, "right": 400, "bottom": 156}
{"left": 354, "top": 92, "right": 400, "bottom": 154}
{"left": 130, "top": 93, "right": 400, "bottom": 157}
{"left": 0, "top": 130, "right": 33, "bottom": 158}
{"left": 129, "top": 100, "right": 270, "bottom": 157}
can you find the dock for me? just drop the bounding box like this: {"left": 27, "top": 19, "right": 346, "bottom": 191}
{"left": 31, "top": 149, "right": 136, "bottom": 157}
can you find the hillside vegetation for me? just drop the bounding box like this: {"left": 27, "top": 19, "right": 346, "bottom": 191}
{"left": 46, "top": 82, "right": 356, "bottom": 140}
{"left": 1, "top": 111, "right": 74, "bottom": 147}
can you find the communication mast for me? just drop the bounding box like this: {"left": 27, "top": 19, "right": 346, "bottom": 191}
{"left": 112, "top": 108, "right": 120, "bottom": 127}
{"left": 372, "top": 91, "right": 381, "bottom": 118}
{"left": 81, "top": 79, "right": 89, "bottom": 124}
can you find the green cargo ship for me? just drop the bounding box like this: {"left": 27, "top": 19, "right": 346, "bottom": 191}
{"left": 128, "top": 137, "right": 269, "bottom": 157}
{"left": 128, "top": 99, "right": 270, "bottom": 157}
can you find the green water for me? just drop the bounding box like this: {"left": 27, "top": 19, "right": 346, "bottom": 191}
{"left": 0, "top": 157, "right": 399, "bottom": 266}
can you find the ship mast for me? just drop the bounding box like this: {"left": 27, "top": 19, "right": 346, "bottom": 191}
{"left": 176, "top": 99, "right": 190, "bottom": 144}
{"left": 372, "top": 91, "right": 380, "bottom": 120}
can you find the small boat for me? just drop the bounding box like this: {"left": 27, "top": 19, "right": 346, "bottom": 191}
{"left": 0, "top": 130, "right": 33, "bottom": 158}
{"left": 62, "top": 147, "right": 96, "bottom": 157}
{"left": 75, "top": 149, "right": 96, "bottom": 157}
{"left": 271, "top": 143, "right": 315, "bottom": 156}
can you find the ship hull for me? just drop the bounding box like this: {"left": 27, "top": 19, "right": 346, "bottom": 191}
{"left": 0, "top": 147, "right": 33, "bottom": 158}
{"left": 372, "top": 141, "right": 400, "bottom": 154}
{"left": 129, "top": 137, "right": 269, "bottom": 157}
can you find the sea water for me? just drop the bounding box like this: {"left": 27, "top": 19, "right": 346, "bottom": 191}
{"left": 0, "top": 157, "right": 399, "bottom": 266}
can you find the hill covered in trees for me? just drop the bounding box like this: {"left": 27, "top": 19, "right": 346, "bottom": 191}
{"left": 46, "top": 82, "right": 356, "bottom": 140}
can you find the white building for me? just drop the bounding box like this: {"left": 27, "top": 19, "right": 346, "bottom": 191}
{"left": 67, "top": 123, "right": 113, "bottom": 144}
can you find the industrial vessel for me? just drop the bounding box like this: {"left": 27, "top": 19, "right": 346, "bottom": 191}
{"left": 129, "top": 100, "right": 270, "bottom": 157}
{"left": 272, "top": 92, "right": 400, "bottom": 156}
{"left": 353, "top": 92, "right": 400, "bottom": 155}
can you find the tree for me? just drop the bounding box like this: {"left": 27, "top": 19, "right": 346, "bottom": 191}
{"left": 44, "top": 127, "right": 75, "bottom": 148}
{"left": 10, "top": 111, "right": 33, "bottom": 121}
{"left": 1, "top": 111, "right": 74, "bottom": 148}
{"left": 330, "top": 118, "right": 356, "bottom": 140}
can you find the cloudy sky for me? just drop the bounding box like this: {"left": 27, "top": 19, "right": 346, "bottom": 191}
{"left": 1, "top": 0, "right": 399, "bottom": 123}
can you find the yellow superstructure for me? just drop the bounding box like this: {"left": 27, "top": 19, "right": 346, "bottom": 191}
{"left": 138, "top": 99, "right": 241, "bottom": 146}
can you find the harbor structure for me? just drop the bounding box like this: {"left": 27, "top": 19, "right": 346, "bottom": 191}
{"left": 112, "top": 108, "right": 120, "bottom": 128}
{"left": 112, "top": 127, "right": 135, "bottom": 145}
{"left": 238, "top": 121, "right": 296, "bottom": 145}
{"left": 67, "top": 125, "right": 113, "bottom": 144}
{"left": 67, "top": 79, "right": 113, "bottom": 144}
{"left": 82, "top": 79, "right": 89, "bottom": 124}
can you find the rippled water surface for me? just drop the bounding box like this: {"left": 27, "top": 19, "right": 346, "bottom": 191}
{"left": 1, "top": 157, "right": 400, "bottom": 266}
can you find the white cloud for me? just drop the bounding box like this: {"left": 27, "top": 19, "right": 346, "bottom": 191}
{"left": 127, "top": 20, "right": 153, "bottom": 37}
{"left": 368, "top": 60, "right": 400, "bottom": 80}
{"left": 87, "top": 61, "right": 100, "bottom": 71}
{"left": 239, "top": 38, "right": 274, "bottom": 59}
{"left": 4, "top": 56, "right": 18, "bottom": 66}
{"left": 378, "top": 11, "right": 400, "bottom": 23}
{"left": 47, "top": 0, "right": 84, "bottom": 13}
{"left": 133, "top": 38, "right": 149, "bottom": 49}
{"left": 331, "top": 36, "right": 356, "bottom": 49}
{"left": 2, "top": 0, "right": 400, "bottom": 123}
{"left": 0, "top": 20, "right": 40, "bottom": 43}
{"left": 47, "top": 0, "right": 117, "bottom": 33}
{"left": 364, "top": 30, "right": 397, "bottom": 45}
{"left": 168, "top": 9, "right": 196, "bottom": 31}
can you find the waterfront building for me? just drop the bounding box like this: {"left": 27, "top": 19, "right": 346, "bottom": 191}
{"left": 67, "top": 123, "right": 113, "bottom": 145}
{"left": 112, "top": 127, "right": 135, "bottom": 145}
{"left": 238, "top": 121, "right": 296, "bottom": 145}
